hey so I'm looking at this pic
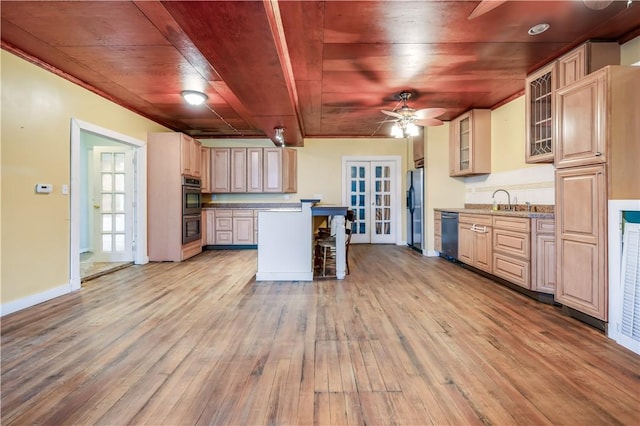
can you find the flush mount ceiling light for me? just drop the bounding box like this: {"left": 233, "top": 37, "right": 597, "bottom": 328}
{"left": 181, "top": 90, "right": 208, "bottom": 106}
{"left": 528, "top": 23, "right": 550, "bottom": 36}
{"left": 274, "top": 127, "right": 285, "bottom": 145}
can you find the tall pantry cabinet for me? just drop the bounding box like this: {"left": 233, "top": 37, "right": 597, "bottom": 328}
{"left": 148, "top": 132, "right": 203, "bottom": 262}
{"left": 554, "top": 66, "right": 640, "bottom": 322}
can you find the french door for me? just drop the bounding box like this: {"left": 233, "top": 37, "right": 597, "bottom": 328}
{"left": 344, "top": 160, "right": 398, "bottom": 244}
{"left": 92, "top": 146, "right": 135, "bottom": 262}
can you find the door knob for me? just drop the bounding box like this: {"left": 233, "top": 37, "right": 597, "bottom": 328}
{"left": 93, "top": 204, "right": 100, "bottom": 209}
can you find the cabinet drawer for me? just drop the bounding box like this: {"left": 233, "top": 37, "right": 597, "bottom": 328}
{"left": 492, "top": 216, "right": 530, "bottom": 232}
{"left": 493, "top": 253, "right": 530, "bottom": 289}
{"left": 493, "top": 228, "right": 530, "bottom": 258}
{"left": 215, "top": 217, "right": 233, "bottom": 231}
{"left": 215, "top": 209, "right": 233, "bottom": 218}
{"left": 459, "top": 214, "right": 492, "bottom": 227}
{"left": 232, "top": 209, "right": 254, "bottom": 217}
{"left": 215, "top": 231, "right": 233, "bottom": 245}
{"left": 535, "top": 219, "right": 555, "bottom": 234}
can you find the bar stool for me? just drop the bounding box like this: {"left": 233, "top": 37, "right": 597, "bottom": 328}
{"left": 315, "top": 210, "right": 354, "bottom": 277}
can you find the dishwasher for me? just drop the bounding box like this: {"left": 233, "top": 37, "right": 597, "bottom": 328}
{"left": 440, "top": 212, "right": 459, "bottom": 260}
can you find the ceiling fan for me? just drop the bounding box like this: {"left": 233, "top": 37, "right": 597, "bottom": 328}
{"left": 381, "top": 91, "right": 446, "bottom": 138}
{"left": 468, "top": 0, "right": 617, "bottom": 19}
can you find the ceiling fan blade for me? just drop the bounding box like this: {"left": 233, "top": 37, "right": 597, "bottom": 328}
{"left": 414, "top": 107, "right": 446, "bottom": 119}
{"left": 582, "top": 0, "right": 614, "bottom": 10}
{"left": 415, "top": 118, "right": 444, "bottom": 127}
{"left": 381, "top": 109, "right": 403, "bottom": 119}
{"left": 468, "top": 0, "right": 508, "bottom": 19}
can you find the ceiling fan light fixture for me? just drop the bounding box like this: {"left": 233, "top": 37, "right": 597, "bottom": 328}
{"left": 391, "top": 123, "right": 404, "bottom": 138}
{"left": 181, "top": 90, "right": 208, "bottom": 106}
{"left": 528, "top": 23, "right": 550, "bottom": 36}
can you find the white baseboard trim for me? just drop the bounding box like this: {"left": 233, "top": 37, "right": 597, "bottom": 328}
{"left": 1, "top": 283, "right": 74, "bottom": 317}
{"left": 255, "top": 272, "right": 314, "bottom": 282}
{"left": 425, "top": 250, "right": 441, "bottom": 257}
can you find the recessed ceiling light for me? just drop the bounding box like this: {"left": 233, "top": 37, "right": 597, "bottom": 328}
{"left": 528, "top": 23, "right": 550, "bottom": 36}
{"left": 181, "top": 90, "right": 208, "bottom": 106}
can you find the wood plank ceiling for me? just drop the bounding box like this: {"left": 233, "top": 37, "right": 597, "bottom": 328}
{"left": 2, "top": 1, "right": 639, "bottom": 146}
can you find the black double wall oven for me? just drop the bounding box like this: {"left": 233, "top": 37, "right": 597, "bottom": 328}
{"left": 182, "top": 177, "right": 202, "bottom": 244}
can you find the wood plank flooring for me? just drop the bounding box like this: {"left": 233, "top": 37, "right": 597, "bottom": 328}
{"left": 2, "top": 245, "right": 639, "bottom": 425}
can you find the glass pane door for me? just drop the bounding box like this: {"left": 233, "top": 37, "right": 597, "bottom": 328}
{"left": 93, "top": 146, "right": 134, "bottom": 262}
{"left": 345, "top": 160, "right": 397, "bottom": 244}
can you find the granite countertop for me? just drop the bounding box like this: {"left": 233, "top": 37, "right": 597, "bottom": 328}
{"left": 202, "top": 202, "right": 301, "bottom": 209}
{"left": 435, "top": 207, "right": 554, "bottom": 219}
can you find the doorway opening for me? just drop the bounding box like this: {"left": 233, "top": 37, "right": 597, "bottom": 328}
{"left": 70, "top": 119, "right": 148, "bottom": 290}
{"left": 342, "top": 156, "right": 401, "bottom": 244}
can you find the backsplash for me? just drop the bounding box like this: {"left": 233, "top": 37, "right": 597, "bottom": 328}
{"left": 464, "top": 165, "right": 555, "bottom": 207}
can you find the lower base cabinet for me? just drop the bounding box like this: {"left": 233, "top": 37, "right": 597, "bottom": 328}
{"left": 204, "top": 208, "right": 263, "bottom": 246}
{"left": 458, "top": 214, "right": 492, "bottom": 273}
{"left": 447, "top": 210, "right": 555, "bottom": 295}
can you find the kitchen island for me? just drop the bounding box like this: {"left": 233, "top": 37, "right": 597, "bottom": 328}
{"left": 256, "top": 199, "right": 348, "bottom": 281}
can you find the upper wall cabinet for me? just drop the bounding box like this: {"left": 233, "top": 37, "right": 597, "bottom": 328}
{"left": 525, "top": 41, "right": 620, "bottom": 164}
{"left": 525, "top": 62, "right": 556, "bottom": 163}
{"left": 208, "top": 147, "right": 297, "bottom": 194}
{"left": 201, "top": 146, "right": 211, "bottom": 193}
{"left": 263, "top": 148, "right": 297, "bottom": 193}
{"left": 557, "top": 42, "right": 620, "bottom": 90}
{"left": 210, "top": 148, "right": 231, "bottom": 193}
{"left": 180, "top": 133, "right": 202, "bottom": 178}
{"left": 449, "top": 109, "right": 491, "bottom": 177}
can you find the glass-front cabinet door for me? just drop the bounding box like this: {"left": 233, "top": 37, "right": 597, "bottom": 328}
{"left": 525, "top": 62, "right": 556, "bottom": 163}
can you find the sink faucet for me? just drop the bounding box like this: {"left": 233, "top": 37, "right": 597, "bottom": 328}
{"left": 492, "top": 189, "right": 511, "bottom": 211}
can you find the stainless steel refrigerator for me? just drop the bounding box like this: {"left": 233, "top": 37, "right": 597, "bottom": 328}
{"left": 406, "top": 168, "right": 424, "bottom": 252}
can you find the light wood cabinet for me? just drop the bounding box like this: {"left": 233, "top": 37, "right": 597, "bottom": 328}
{"left": 232, "top": 209, "right": 254, "bottom": 244}
{"left": 180, "top": 134, "right": 201, "bottom": 178}
{"left": 247, "top": 148, "right": 263, "bottom": 192}
{"left": 555, "top": 66, "right": 639, "bottom": 322}
{"left": 557, "top": 42, "right": 620, "bottom": 90}
{"left": 209, "top": 147, "right": 295, "bottom": 194}
{"left": 458, "top": 214, "right": 492, "bottom": 273}
{"left": 525, "top": 41, "right": 619, "bottom": 165}
{"left": 434, "top": 211, "right": 442, "bottom": 252}
{"left": 205, "top": 208, "right": 264, "bottom": 246}
{"left": 201, "top": 146, "right": 211, "bottom": 193}
{"left": 204, "top": 209, "right": 215, "bottom": 245}
{"left": 147, "top": 132, "right": 203, "bottom": 262}
{"left": 230, "top": 148, "right": 247, "bottom": 193}
{"left": 556, "top": 165, "right": 606, "bottom": 319}
{"left": 213, "top": 209, "right": 233, "bottom": 245}
{"left": 492, "top": 216, "right": 531, "bottom": 289}
{"left": 413, "top": 138, "right": 424, "bottom": 167}
{"left": 449, "top": 109, "right": 491, "bottom": 177}
{"left": 555, "top": 70, "right": 608, "bottom": 169}
{"left": 525, "top": 62, "right": 556, "bottom": 163}
{"left": 263, "top": 147, "right": 297, "bottom": 193}
{"left": 531, "top": 219, "right": 555, "bottom": 294}
{"left": 210, "top": 148, "right": 231, "bottom": 193}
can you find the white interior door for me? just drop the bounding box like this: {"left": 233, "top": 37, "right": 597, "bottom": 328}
{"left": 345, "top": 160, "right": 397, "bottom": 244}
{"left": 92, "top": 146, "right": 135, "bottom": 262}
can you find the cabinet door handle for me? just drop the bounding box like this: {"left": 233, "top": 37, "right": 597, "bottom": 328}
{"left": 595, "top": 152, "right": 602, "bottom": 156}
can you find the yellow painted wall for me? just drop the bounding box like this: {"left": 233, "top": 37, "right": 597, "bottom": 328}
{"left": 424, "top": 123, "right": 466, "bottom": 253}
{"left": 297, "top": 138, "right": 409, "bottom": 204}
{"left": 490, "top": 96, "right": 529, "bottom": 173}
{"left": 621, "top": 35, "right": 640, "bottom": 65}
{"left": 1, "top": 51, "right": 168, "bottom": 305}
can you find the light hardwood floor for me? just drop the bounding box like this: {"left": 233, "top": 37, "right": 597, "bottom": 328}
{"left": 2, "top": 245, "right": 639, "bottom": 425}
